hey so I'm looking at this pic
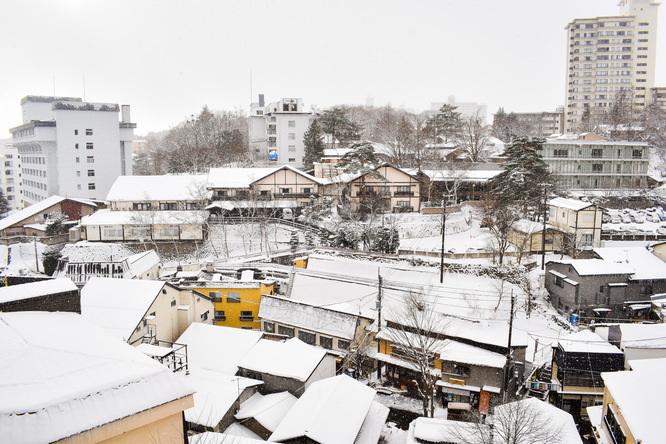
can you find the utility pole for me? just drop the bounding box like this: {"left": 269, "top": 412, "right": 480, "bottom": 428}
{"left": 541, "top": 184, "right": 548, "bottom": 270}
{"left": 440, "top": 200, "right": 446, "bottom": 283}
{"left": 377, "top": 270, "right": 383, "bottom": 380}
{"left": 503, "top": 290, "right": 515, "bottom": 403}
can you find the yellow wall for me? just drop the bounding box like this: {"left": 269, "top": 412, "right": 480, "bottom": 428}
{"left": 292, "top": 257, "right": 308, "bottom": 268}
{"left": 192, "top": 282, "right": 274, "bottom": 329}
{"left": 601, "top": 388, "right": 638, "bottom": 444}
{"left": 57, "top": 395, "right": 193, "bottom": 444}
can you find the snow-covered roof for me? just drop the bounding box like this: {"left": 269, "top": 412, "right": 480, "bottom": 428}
{"left": 495, "top": 398, "right": 582, "bottom": 444}
{"left": 439, "top": 339, "right": 507, "bottom": 369}
{"left": 0, "top": 278, "right": 77, "bottom": 304}
{"left": 512, "top": 219, "right": 558, "bottom": 234}
{"left": 81, "top": 209, "right": 207, "bottom": 226}
{"left": 258, "top": 294, "right": 360, "bottom": 340}
{"left": 409, "top": 167, "right": 502, "bottom": 182}
{"left": 612, "top": 323, "right": 666, "bottom": 349}
{"left": 239, "top": 338, "right": 327, "bottom": 382}
{"left": 57, "top": 242, "right": 134, "bottom": 263}
{"left": 180, "top": 368, "right": 262, "bottom": 428}
{"left": 549, "top": 259, "right": 634, "bottom": 276}
{"left": 548, "top": 197, "right": 594, "bottom": 211}
{"left": 80, "top": 277, "right": 166, "bottom": 341}
{"left": 594, "top": 246, "right": 666, "bottom": 280}
{"left": 207, "top": 199, "right": 297, "bottom": 211}
{"left": 269, "top": 374, "right": 379, "bottom": 444}
{"left": 559, "top": 330, "right": 622, "bottom": 354}
{"left": 176, "top": 323, "right": 263, "bottom": 374}
{"left": 190, "top": 430, "right": 264, "bottom": 444}
{"left": 234, "top": 391, "right": 297, "bottom": 432}
{"left": 207, "top": 167, "right": 281, "bottom": 188}
{"left": 602, "top": 359, "right": 666, "bottom": 443}
{"left": 105, "top": 174, "right": 210, "bottom": 202}
{"left": 126, "top": 250, "right": 160, "bottom": 277}
{"left": 0, "top": 311, "right": 194, "bottom": 444}
{"left": 0, "top": 195, "right": 96, "bottom": 232}
{"left": 355, "top": 400, "right": 390, "bottom": 444}
{"left": 407, "top": 417, "right": 481, "bottom": 444}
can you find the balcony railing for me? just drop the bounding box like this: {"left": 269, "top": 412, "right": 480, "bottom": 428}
{"left": 393, "top": 206, "right": 414, "bottom": 213}
{"left": 394, "top": 191, "right": 414, "bottom": 197}
{"left": 239, "top": 316, "right": 254, "bottom": 322}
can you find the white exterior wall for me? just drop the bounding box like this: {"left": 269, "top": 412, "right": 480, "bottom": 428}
{"left": 0, "top": 140, "right": 23, "bottom": 211}
{"left": 10, "top": 97, "right": 134, "bottom": 205}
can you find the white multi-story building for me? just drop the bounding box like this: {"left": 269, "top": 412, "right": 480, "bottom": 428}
{"left": 249, "top": 95, "right": 311, "bottom": 167}
{"left": 9, "top": 96, "right": 135, "bottom": 205}
{"left": 430, "top": 95, "right": 488, "bottom": 125}
{"left": 0, "top": 139, "right": 22, "bottom": 211}
{"left": 564, "top": 0, "right": 660, "bottom": 133}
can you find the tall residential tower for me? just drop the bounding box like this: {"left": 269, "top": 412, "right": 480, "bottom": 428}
{"left": 9, "top": 96, "right": 135, "bottom": 205}
{"left": 564, "top": 0, "right": 660, "bottom": 133}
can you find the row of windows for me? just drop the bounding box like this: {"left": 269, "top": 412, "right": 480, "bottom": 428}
{"left": 73, "top": 129, "right": 94, "bottom": 136}
{"left": 24, "top": 191, "right": 45, "bottom": 201}
{"left": 547, "top": 149, "right": 643, "bottom": 159}
{"left": 74, "top": 143, "right": 94, "bottom": 150}
{"left": 102, "top": 226, "right": 181, "bottom": 237}
{"left": 74, "top": 156, "right": 95, "bottom": 164}
{"left": 23, "top": 156, "right": 44, "bottom": 164}
{"left": 75, "top": 170, "right": 95, "bottom": 177}
{"left": 264, "top": 321, "right": 350, "bottom": 349}
{"left": 213, "top": 310, "right": 254, "bottom": 322}
{"left": 22, "top": 168, "right": 46, "bottom": 177}
{"left": 24, "top": 180, "right": 46, "bottom": 190}
{"left": 131, "top": 202, "right": 200, "bottom": 211}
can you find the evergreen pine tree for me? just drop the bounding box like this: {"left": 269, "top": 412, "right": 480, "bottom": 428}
{"left": 490, "top": 137, "right": 553, "bottom": 219}
{"left": 0, "top": 189, "right": 9, "bottom": 217}
{"left": 303, "top": 119, "right": 325, "bottom": 170}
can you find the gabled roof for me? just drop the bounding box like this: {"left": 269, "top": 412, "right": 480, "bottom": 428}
{"left": 250, "top": 164, "right": 325, "bottom": 185}
{"left": 80, "top": 277, "right": 166, "bottom": 341}
{"left": 269, "top": 375, "right": 383, "bottom": 444}
{"left": 594, "top": 246, "right": 666, "bottom": 280}
{"left": 548, "top": 197, "right": 594, "bottom": 211}
{"left": 207, "top": 167, "right": 280, "bottom": 189}
{"left": 0, "top": 311, "right": 194, "bottom": 444}
{"left": 238, "top": 338, "right": 328, "bottom": 382}
{"left": 176, "top": 323, "right": 263, "bottom": 374}
{"left": 0, "top": 278, "right": 77, "bottom": 304}
{"left": 80, "top": 209, "right": 207, "bottom": 226}
{"left": 548, "top": 259, "right": 634, "bottom": 276}
{"left": 558, "top": 330, "right": 622, "bottom": 354}
{"left": 318, "top": 163, "right": 420, "bottom": 185}
{"left": 495, "top": 398, "right": 582, "bottom": 444}
{"left": 234, "top": 391, "right": 298, "bottom": 432}
{"left": 105, "top": 174, "right": 210, "bottom": 202}
{"left": 0, "top": 195, "right": 97, "bottom": 232}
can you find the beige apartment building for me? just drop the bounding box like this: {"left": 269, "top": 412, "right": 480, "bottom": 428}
{"left": 564, "top": 0, "right": 660, "bottom": 133}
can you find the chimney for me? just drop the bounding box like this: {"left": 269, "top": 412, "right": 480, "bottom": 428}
{"left": 259, "top": 94, "right": 265, "bottom": 107}
{"left": 121, "top": 105, "right": 131, "bottom": 123}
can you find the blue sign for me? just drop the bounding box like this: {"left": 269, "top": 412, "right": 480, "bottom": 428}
{"left": 268, "top": 150, "right": 278, "bottom": 161}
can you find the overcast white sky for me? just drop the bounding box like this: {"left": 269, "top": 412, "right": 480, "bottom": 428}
{"left": 2, "top": 0, "right": 665, "bottom": 135}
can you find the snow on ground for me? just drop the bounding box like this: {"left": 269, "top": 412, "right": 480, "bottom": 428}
{"left": 3, "top": 242, "right": 46, "bottom": 275}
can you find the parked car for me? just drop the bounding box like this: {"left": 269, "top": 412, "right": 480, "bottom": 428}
{"left": 611, "top": 215, "right": 621, "bottom": 224}
{"left": 633, "top": 214, "right": 645, "bottom": 224}
{"left": 621, "top": 214, "right": 632, "bottom": 224}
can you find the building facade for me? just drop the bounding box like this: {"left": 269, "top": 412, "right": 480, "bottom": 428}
{"left": 564, "top": 0, "right": 660, "bottom": 133}
{"left": 9, "top": 96, "right": 135, "bottom": 204}
{"left": 249, "top": 95, "right": 311, "bottom": 167}
{"left": 0, "top": 139, "right": 22, "bottom": 211}
{"left": 512, "top": 108, "right": 565, "bottom": 137}
{"left": 541, "top": 136, "right": 650, "bottom": 191}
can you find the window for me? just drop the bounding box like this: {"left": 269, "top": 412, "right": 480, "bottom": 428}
{"left": 288, "top": 158, "right": 296, "bottom": 162}
{"left": 616, "top": 164, "right": 621, "bottom": 173}
{"left": 280, "top": 187, "right": 291, "bottom": 194}
{"left": 320, "top": 336, "right": 333, "bottom": 349}
{"left": 159, "top": 227, "right": 179, "bottom": 236}
{"left": 86, "top": 156, "right": 94, "bottom": 163}
{"left": 338, "top": 339, "right": 350, "bottom": 350}
{"left": 85, "top": 128, "right": 93, "bottom": 136}
{"left": 288, "top": 133, "right": 295, "bottom": 139}
{"left": 554, "top": 149, "right": 568, "bottom": 158}
{"left": 77, "top": 185, "right": 81, "bottom": 190}
{"left": 288, "top": 145, "right": 296, "bottom": 152}
{"left": 87, "top": 170, "right": 95, "bottom": 177}
{"left": 171, "top": 300, "right": 177, "bottom": 307}
{"left": 555, "top": 276, "right": 563, "bottom": 287}
{"left": 76, "top": 171, "right": 81, "bottom": 177}
{"left": 159, "top": 202, "right": 178, "bottom": 210}
{"left": 74, "top": 129, "right": 78, "bottom": 135}
{"left": 278, "top": 325, "right": 295, "bottom": 337}
{"left": 604, "top": 408, "right": 627, "bottom": 444}
{"left": 288, "top": 120, "right": 295, "bottom": 127}
{"left": 263, "top": 321, "right": 275, "bottom": 333}
{"left": 443, "top": 362, "right": 470, "bottom": 377}
{"left": 591, "top": 149, "right": 603, "bottom": 158}
{"left": 133, "top": 203, "right": 151, "bottom": 211}
{"left": 75, "top": 143, "right": 79, "bottom": 150}
{"left": 227, "top": 292, "right": 240, "bottom": 303}
{"left": 301, "top": 187, "right": 312, "bottom": 195}
{"left": 214, "top": 310, "right": 226, "bottom": 321}
{"left": 298, "top": 330, "right": 316, "bottom": 345}
{"left": 240, "top": 311, "right": 254, "bottom": 322}
{"left": 130, "top": 226, "right": 150, "bottom": 237}
{"left": 592, "top": 164, "right": 603, "bottom": 172}
{"left": 201, "top": 310, "right": 209, "bottom": 322}
{"left": 76, "top": 157, "right": 80, "bottom": 163}
{"left": 186, "top": 202, "right": 198, "bottom": 210}
{"left": 88, "top": 183, "right": 95, "bottom": 190}
{"left": 103, "top": 228, "right": 123, "bottom": 237}
{"left": 86, "top": 142, "right": 93, "bottom": 150}
{"left": 633, "top": 149, "right": 642, "bottom": 158}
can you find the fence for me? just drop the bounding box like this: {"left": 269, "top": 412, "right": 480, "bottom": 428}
{"left": 0, "top": 233, "right": 69, "bottom": 246}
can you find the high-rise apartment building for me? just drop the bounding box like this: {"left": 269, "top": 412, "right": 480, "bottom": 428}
{"left": 249, "top": 95, "right": 311, "bottom": 167}
{"left": 0, "top": 139, "right": 22, "bottom": 211}
{"left": 564, "top": 0, "right": 659, "bottom": 133}
{"left": 9, "top": 96, "right": 135, "bottom": 205}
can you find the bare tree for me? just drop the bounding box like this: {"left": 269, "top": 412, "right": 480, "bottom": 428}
{"left": 386, "top": 292, "right": 447, "bottom": 417}
{"left": 456, "top": 111, "right": 490, "bottom": 162}
{"left": 483, "top": 203, "right": 519, "bottom": 265}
